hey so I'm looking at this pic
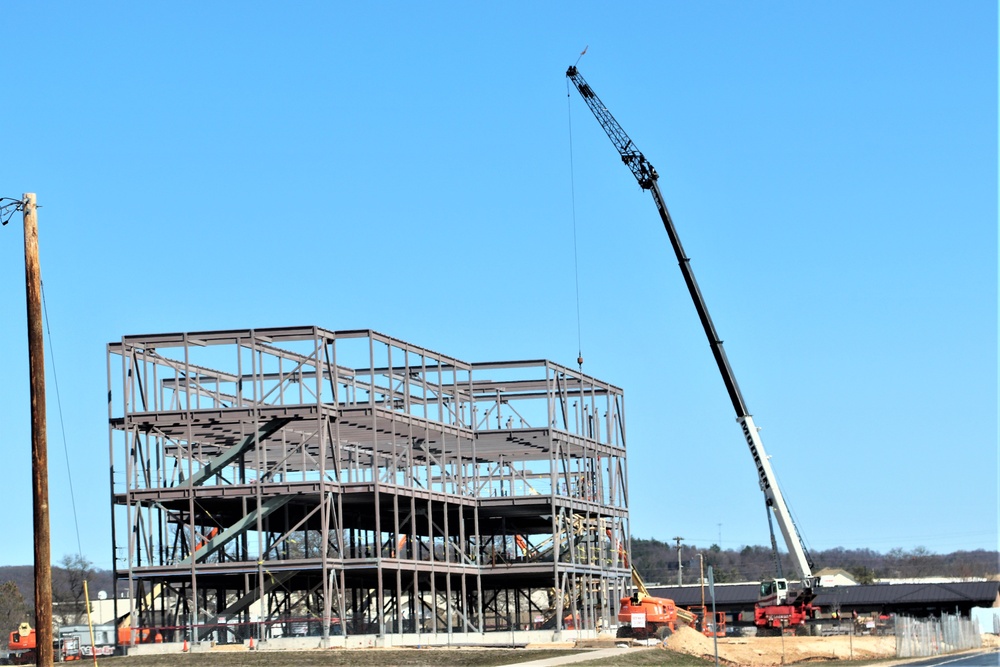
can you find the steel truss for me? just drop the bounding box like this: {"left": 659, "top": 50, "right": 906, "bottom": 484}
{"left": 108, "top": 327, "right": 631, "bottom": 644}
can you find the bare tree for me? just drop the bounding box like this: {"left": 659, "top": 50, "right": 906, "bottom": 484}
{"left": 54, "top": 554, "right": 95, "bottom": 626}
{"left": 0, "top": 581, "right": 30, "bottom": 649}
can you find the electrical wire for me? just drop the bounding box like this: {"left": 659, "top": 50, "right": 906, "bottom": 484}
{"left": 41, "top": 279, "right": 85, "bottom": 557}
{"left": 0, "top": 196, "right": 25, "bottom": 225}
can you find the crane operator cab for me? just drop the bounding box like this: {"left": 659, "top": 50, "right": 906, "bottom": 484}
{"left": 759, "top": 577, "right": 816, "bottom": 608}
{"left": 759, "top": 578, "right": 790, "bottom": 607}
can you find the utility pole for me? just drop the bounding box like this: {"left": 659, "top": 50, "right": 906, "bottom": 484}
{"left": 699, "top": 554, "right": 705, "bottom": 609}
{"left": 673, "top": 536, "right": 684, "bottom": 586}
{"left": 24, "top": 193, "right": 53, "bottom": 667}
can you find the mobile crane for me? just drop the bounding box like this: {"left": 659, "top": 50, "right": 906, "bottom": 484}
{"left": 566, "top": 65, "right": 818, "bottom": 634}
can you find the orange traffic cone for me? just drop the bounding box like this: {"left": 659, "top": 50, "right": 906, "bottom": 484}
{"left": 248, "top": 636, "right": 255, "bottom": 650}
{"left": 182, "top": 639, "right": 189, "bottom": 652}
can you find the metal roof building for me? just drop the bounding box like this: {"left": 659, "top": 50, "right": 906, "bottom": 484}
{"left": 648, "top": 581, "right": 1000, "bottom": 619}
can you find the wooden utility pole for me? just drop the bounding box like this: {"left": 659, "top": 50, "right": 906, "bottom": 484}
{"left": 24, "top": 193, "right": 53, "bottom": 667}
{"left": 673, "top": 536, "right": 684, "bottom": 586}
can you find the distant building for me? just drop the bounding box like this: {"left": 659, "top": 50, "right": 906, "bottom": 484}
{"left": 876, "top": 576, "right": 990, "bottom": 585}
{"left": 814, "top": 568, "right": 858, "bottom": 587}
{"left": 648, "top": 580, "right": 1000, "bottom": 620}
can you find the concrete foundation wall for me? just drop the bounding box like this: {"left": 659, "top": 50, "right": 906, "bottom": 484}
{"left": 126, "top": 629, "right": 599, "bottom": 655}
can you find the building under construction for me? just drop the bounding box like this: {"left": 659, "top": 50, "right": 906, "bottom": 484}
{"left": 108, "top": 326, "right": 631, "bottom": 646}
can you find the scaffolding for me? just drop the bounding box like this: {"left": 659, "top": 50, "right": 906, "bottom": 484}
{"left": 108, "top": 326, "right": 631, "bottom": 645}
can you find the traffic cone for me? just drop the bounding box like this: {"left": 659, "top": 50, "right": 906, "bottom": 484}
{"left": 248, "top": 636, "right": 255, "bottom": 650}
{"left": 182, "top": 639, "right": 189, "bottom": 652}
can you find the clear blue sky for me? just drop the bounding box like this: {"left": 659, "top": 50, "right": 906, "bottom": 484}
{"left": 0, "top": 2, "right": 995, "bottom": 570}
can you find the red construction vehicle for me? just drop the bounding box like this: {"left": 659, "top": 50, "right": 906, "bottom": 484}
{"left": 8, "top": 622, "right": 81, "bottom": 664}
{"left": 115, "top": 580, "right": 166, "bottom": 647}
{"left": 567, "top": 65, "right": 820, "bottom": 636}
{"left": 616, "top": 565, "right": 696, "bottom": 640}
{"left": 601, "top": 528, "right": 693, "bottom": 640}
{"left": 116, "top": 625, "right": 160, "bottom": 645}
{"left": 753, "top": 578, "right": 817, "bottom": 634}
{"left": 689, "top": 607, "right": 727, "bottom": 637}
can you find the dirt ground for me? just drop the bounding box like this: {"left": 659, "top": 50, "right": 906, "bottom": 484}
{"left": 665, "top": 626, "right": 898, "bottom": 665}
{"left": 665, "top": 626, "right": 1000, "bottom": 666}
{"left": 40, "top": 633, "right": 999, "bottom": 667}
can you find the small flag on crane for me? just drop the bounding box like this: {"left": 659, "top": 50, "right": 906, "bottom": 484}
{"left": 580, "top": 45, "right": 588, "bottom": 56}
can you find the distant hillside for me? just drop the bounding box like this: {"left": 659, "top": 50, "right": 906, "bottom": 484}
{"left": 0, "top": 564, "right": 114, "bottom": 608}
{"left": 631, "top": 539, "right": 999, "bottom": 585}
{"left": 2, "top": 544, "right": 995, "bottom": 608}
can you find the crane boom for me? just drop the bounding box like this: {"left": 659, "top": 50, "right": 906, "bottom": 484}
{"left": 567, "top": 65, "right": 814, "bottom": 584}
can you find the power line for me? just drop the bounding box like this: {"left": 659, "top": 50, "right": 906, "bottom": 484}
{"left": 0, "top": 196, "right": 26, "bottom": 225}
{"left": 40, "top": 279, "right": 84, "bottom": 558}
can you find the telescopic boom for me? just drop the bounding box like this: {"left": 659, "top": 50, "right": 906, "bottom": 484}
{"left": 566, "top": 65, "right": 813, "bottom": 583}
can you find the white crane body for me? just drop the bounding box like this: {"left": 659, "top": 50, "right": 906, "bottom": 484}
{"left": 566, "top": 66, "right": 815, "bottom": 596}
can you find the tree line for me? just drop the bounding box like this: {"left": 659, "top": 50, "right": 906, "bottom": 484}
{"left": 1, "top": 544, "right": 996, "bottom": 647}
{"left": 630, "top": 538, "right": 999, "bottom": 585}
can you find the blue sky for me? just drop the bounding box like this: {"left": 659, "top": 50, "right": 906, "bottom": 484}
{"left": 0, "top": 2, "right": 995, "bottom": 570}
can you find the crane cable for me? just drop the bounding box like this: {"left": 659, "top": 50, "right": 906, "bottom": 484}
{"left": 566, "top": 77, "right": 584, "bottom": 372}
{"left": 41, "top": 279, "right": 85, "bottom": 558}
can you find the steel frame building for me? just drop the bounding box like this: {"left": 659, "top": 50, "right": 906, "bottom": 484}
{"left": 108, "top": 326, "right": 631, "bottom": 645}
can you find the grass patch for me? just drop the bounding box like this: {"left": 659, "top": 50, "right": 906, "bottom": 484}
{"left": 98, "top": 648, "right": 584, "bottom": 667}
{"left": 566, "top": 647, "right": 717, "bottom": 666}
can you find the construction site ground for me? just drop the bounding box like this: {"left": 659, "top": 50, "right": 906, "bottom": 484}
{"left": 663, "top": 626, "right": 895, "bottom": 665}
{"left": 78, "top": 629, "right": 1000, "bottom": 667}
